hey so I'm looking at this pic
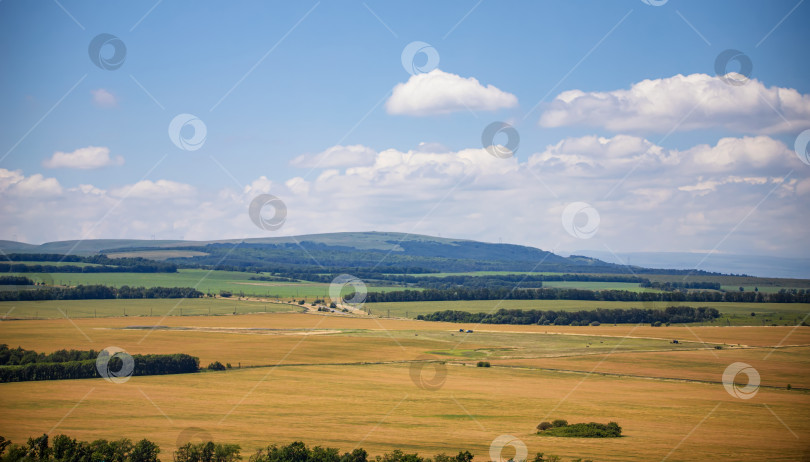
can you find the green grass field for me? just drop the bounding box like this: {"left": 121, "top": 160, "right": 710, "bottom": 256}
{"left": 8, "top": 261, "right": 102, "bottom": 267}
{"left": 365, "top": 299, "right": 810, "bottom": 326}
{"left": 4, "top": 269, "right": 402, "bottom": 298}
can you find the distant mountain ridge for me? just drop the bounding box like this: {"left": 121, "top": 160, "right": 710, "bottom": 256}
{"left": 0, "top": 232, "right": 721, "bottom": 275}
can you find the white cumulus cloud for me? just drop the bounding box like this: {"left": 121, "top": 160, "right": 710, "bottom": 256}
{"left": 91, "top": 88, "right": 118, "bottom": 108}
{"left": 538, "top": 73, "right": 810, "bottom": 134}
{"left": 110, "top": 180, "right": 195, "bottom": 199}
{"left": 43, "top": 146, "right": 124, "bottom": 169}
{"left": 386, "top": 69, "right": 518, "bottom": 116}
{"left": 290, "top": 145, "right": 377, "bottom": 168}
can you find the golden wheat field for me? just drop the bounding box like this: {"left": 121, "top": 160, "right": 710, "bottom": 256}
{"left": 1, "top": 311, "right": 809, "bottom": 461}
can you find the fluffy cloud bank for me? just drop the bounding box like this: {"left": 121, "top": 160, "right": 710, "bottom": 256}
{"left": 538, "top": 73, "right": 810, "bottom": 134}
{"left": 43, "top": 146, "right": 124, "bottom": 169}
{"left": 3, "top": 135, "right": 807, "bottom": 258}
{"left": 386, "top": 69, "right": 518, "bottom": 116}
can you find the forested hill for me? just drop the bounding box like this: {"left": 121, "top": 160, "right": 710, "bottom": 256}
{"left": 0, "top": 232, "right": 723, "bottom": 275}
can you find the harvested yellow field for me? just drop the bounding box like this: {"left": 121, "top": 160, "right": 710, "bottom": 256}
{"left": 1, "top": 312, "right": 808, "bottom": 461}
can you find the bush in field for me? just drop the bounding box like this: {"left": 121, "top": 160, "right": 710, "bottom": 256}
{"left": 207, "top": 361, "right": 226, "bottom": 371}
{"left": 476, "top": 361, "right": 490, "bottom": 367}
{"left": 537, "top": 420, "right": 622, "bottom": 438}
{"left": 536, "top": 421, "right": 553, "bottom": 431}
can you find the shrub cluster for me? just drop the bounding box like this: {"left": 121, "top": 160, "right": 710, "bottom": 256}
{"left": 536, "top": 420, "right": 621, "bottom": 438}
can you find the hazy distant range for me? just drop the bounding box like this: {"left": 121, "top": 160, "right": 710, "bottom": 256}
{"left": 573, "top": 251, "right": 810, "bottom": 280}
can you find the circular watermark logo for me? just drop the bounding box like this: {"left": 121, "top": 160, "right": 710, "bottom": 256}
{"left": 401, "top": 41, "right": 440, "bottom": 75}
{"left": 408, "top": 355, "right": 447, "bottom": 391}
{"left": 176, "top": 427, "right": 213, "bottom": 447}
{"left": 481, "top": 122, "right": 520, "bottom": 159}
{"left": 168, "top": 114, "right": 207, "bottom": 151}
{"left": 794, "top": 129, "right": 810, "bottom": 166}
{"left": 248, "top": 194, "right": 287, "bottom": 231}
{"left": 328, "top": 274, "right": 367, "bottom": 307}
{"left": 489, "top": 435, "right": 527, "bottom": 462}
{"left": 561, "top": 202, "right": 600, "bottom": 239}
{"left": 88, "top": 33, "right": 127, "bottom": 70}
{"left": 96, "top": 346, "right": 135, "bottom": 384}
{"left": 714, "top": 49, "right": 752, "bottom": 86}
{"left": 722, "top": 362, "right": 760, "bottom": 399}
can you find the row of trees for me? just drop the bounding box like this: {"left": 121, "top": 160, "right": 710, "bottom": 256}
{"left": 0, "top": 345, "right": 100, "bottom": 366}
{"left": 0, "top": 437, "right": 480, "bottom": 462}
{"left": 0, "top": 263, "right": 177, "bottom": 274}
{"left": 416, "top": 306, "right": 721, "bottom": 326}
{"left": 0, "top": 435, "right": 160, "bottom": 462}
{"left": 0, "top": 276, "right": 34, "bottom": 286}
{"left": 0, "top": 352, "right": 199, "bottom": 383}
{"left": 363, "top": 287, "right": 810, "bottom": 303}
{"left": 639, "top": 281, "right": 721, "bottom": 290}
{"left": 3, "top": 254, "right": 178, "bottom": 273}
{"left": 0, "top": 285, "right": 203, "bottom": 302}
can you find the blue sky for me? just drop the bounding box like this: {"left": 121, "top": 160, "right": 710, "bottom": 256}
{"left": 1, "top": 0, "right": 809, "bottom": 260}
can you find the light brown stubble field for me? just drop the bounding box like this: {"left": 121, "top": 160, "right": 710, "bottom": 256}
{"left": 1, "top": 312, "right": 808, "bottom": 461}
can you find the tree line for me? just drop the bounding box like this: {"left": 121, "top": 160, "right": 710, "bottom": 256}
{"left": 2, "top": 254, "right": 178, "bottom": 273}
{"left": 0, "top": 276, "right": 34, "bottom": 286}
{"left": 0, "top": 345, "right": 99, "bottom": 366}
{"left": 0, "top": 434, "right": 595, "bottom": 462}
{"left": 416, "top": 306, "right": 721, "bottom": 326}
{"left": 0, "top": 349, "right": 199, "bottom": 383}
{"left": 0, "top": 285, "right": 203, "bottom": 302}
{"left": 0, "top": 436, "right": 480, "bottom": 462}
{"left": 362, "top": 287, "right": 810, "bottom": 303}
{"left": 639, "top": 281, "right": 721, "bottom": 290}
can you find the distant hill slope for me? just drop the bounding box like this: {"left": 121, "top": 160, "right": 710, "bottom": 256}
{"left": 0, "top": 232, "right": 717, "bottom": 275}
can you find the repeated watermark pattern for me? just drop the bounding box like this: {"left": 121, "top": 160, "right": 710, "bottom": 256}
{"left": 408, "top": 355, "right": 447, "bottom": 391}
{"left": 248, "top": 194, "right": 287, "bottom": 231}
{"left": 168, "top": 114, "right": 207, "bottom": 151}
{"left": 88, "top": 33, "right": 127, "bottom": 70}
{"left": 561, "top": 202, "right": 600, "bottom": 239}
{"left": 328, "top": 274, "right": 368, "bottom": 307}
{"left": 722, "top": 362, "right": 760, "bottom": 399}
{"left": 96, "top": 346, "right": 135, "bottom": 384}
{"left": 176, "top": 427, "right": 214, "bottom": 448}
{"left": 714, "top": 49, "right": 752, "bottom": 86}
{"left": 489, "top": 435, "right": 527, "bottom": 462}
{"left": 481, "top": 122, "right": 520, "bottom": 159}
{"left": 794, "top": 129, "right": 810, "bottom": 166}
{"left": 401, "top": 41, "right": 440, "bottom": 75}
